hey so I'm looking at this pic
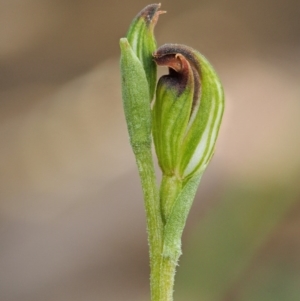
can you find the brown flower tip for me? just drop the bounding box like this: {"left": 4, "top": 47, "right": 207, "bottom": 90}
{"left": 153, "top": 44, "right": 201, "bottom": 74}
{"left": 153, "top": 44, "right": 201, "bottom": 105}
{"left": 137, "top": 3, "right": 166, "bottom": 27}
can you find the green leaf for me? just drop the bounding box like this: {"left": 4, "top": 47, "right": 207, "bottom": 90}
{"left": 162, "top": 173, "right": 203, "bottom": 262}
{"left": 120, "top": 38, "right": 152, "bottom": 153}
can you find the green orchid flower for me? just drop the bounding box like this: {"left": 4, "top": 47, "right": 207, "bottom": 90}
{"left": 153, "top": 44, "right": 224, "bottom": 180}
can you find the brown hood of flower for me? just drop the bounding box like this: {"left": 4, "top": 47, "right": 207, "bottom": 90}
{"left": 153, "top": 44, "right": 201, "bottom": 109}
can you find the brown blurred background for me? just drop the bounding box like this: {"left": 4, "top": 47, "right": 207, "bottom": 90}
{"left": 1, "top": 1, "right": 300, "bottom": 301}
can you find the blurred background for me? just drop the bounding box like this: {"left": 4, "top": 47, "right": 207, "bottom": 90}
{"left": 0, "top": 0, "right": 300, "bottom": 300}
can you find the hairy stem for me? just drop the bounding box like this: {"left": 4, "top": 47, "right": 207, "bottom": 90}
{"left": 159, "top": 175, "right": 183, "bottom": 301}
{"left": 159, "top": 256, "right": 177, "bottom": 301}
{"left": 134, "top": 147, "right": 163, "bottom": 301}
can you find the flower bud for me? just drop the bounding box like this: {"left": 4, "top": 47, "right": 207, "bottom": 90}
{"left": 126, "top": 3, "right": 165, "bottom": 101}
{"left": 152, "top": 44, "right": 224, "bottom": 179}
{"left": 120, "top": 4, "right": 165, "bottom": 153}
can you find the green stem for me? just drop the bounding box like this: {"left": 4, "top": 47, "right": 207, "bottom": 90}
{"left": 159, "top": 257, "right": 177, "bottom": 301}
{"left": 134, "top": 149, "right": 201, "bottom": 301}
{"left": 160, "top": 175, "right": 182, "bottom": 223}
{"left": 134, "top": 147, "right": 163, "bottom": 301}
{"left": 159, "top": 175, "right": 183, "bottom": 301}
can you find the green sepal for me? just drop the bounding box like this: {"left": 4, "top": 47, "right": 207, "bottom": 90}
{"left": 120, "top": 38, "right": 152, "bottom": 153}
{"left": 179, "top": 52, "right": 224, "bottom": 178}
{"left": 126, "top": 3, "right": 163, "bottom": 101}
